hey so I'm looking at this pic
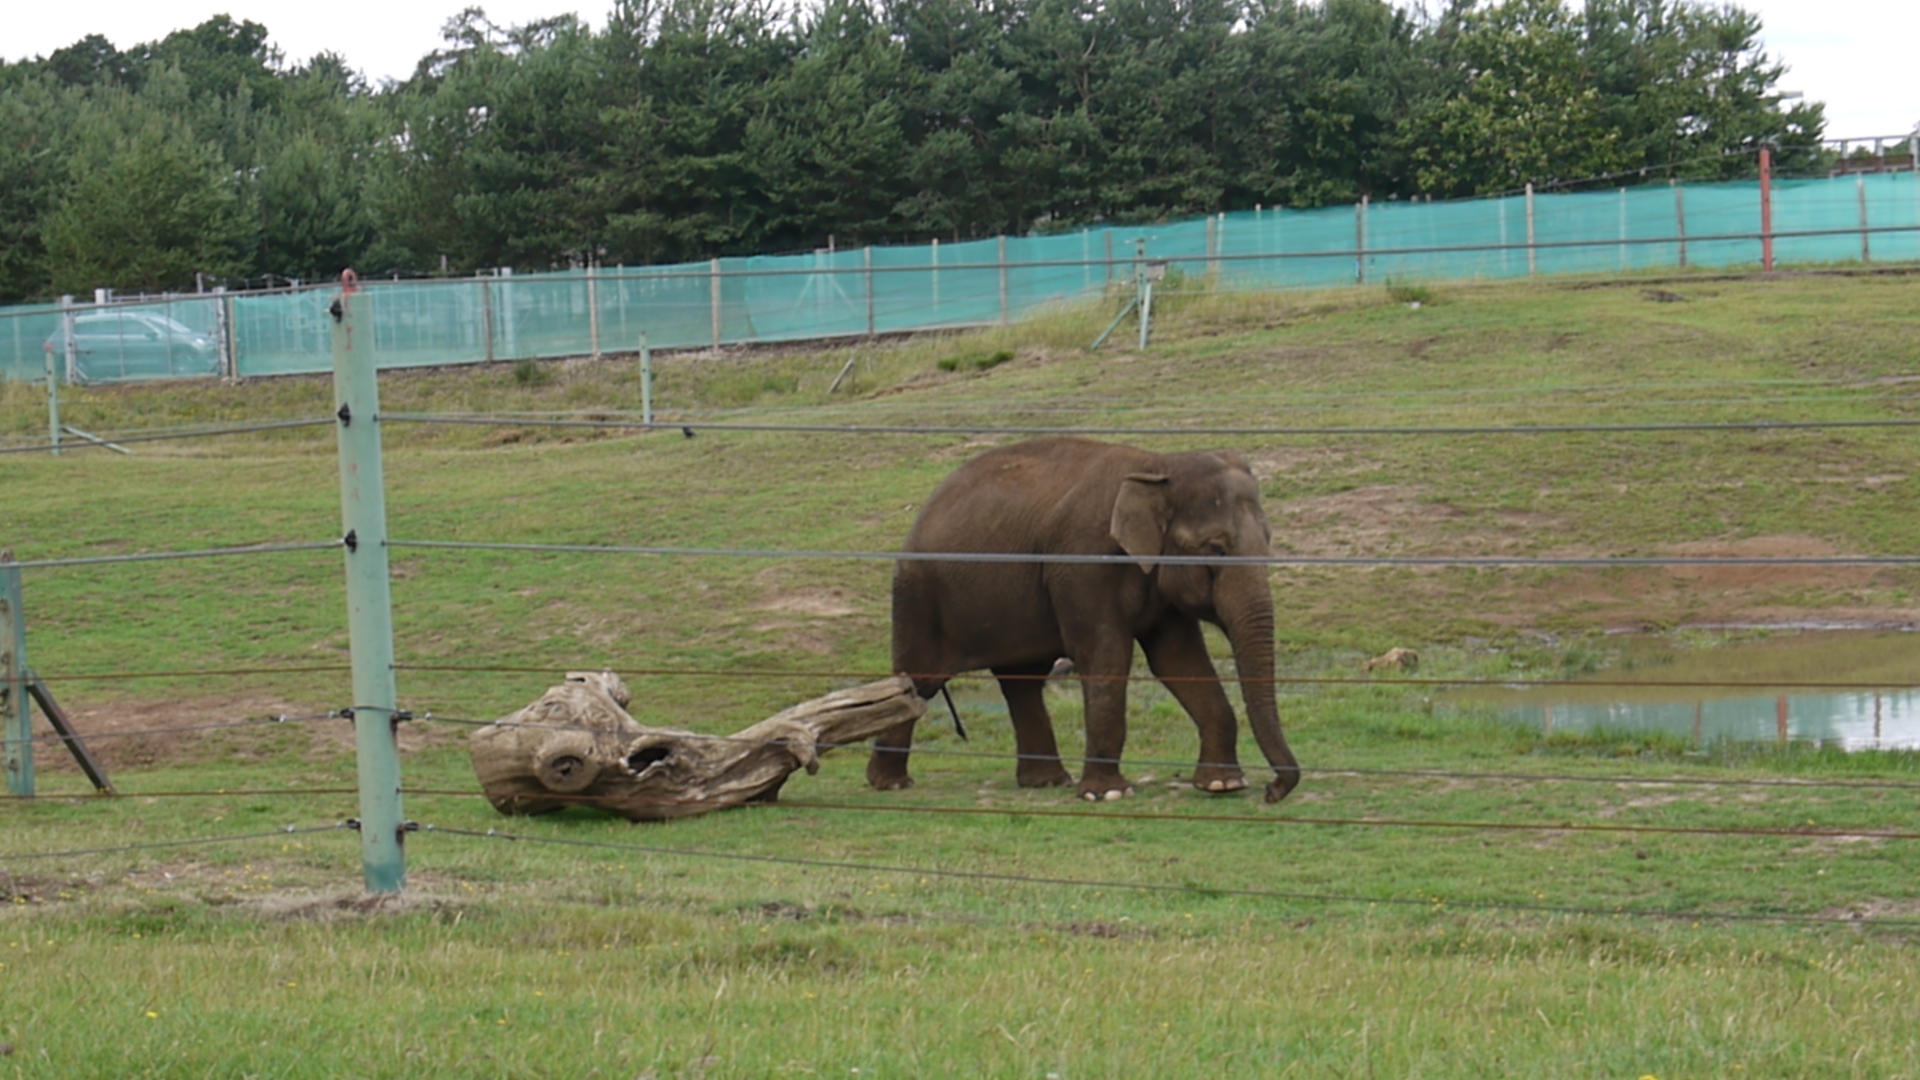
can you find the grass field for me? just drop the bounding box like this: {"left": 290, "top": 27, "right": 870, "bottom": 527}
{"left": 4, "top": 271, "right": 1920, "bottom": 1077}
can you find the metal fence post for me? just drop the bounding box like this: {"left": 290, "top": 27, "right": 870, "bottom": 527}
{"left": 1673, "top": 180, "right": 1688, "bottom": 269}
{"left": 1617, "top": 187, "right": 1628, "bottom": 271}
{"left": 998, "top": 236, "right": 1010, "bottom": 325}
{"left": 1759, "top": 146, "right": 1774, "bottom": 271}
{"left": 864, "top": 246, "right": 875, "bottom": 336}
{"left": 1355, "top": 196, "right": 1368, "bottom": 284}
{"left": 60, "top": 296, "right": 77, "bottom": 385}
{"left": 930, "top": 239, "right": 940, "bottom": 316}
{"left": 2, "top": 556, "right": 29, "bottom": 797}
{"left": 1858, "top": 175, "right": 1871, "bottom": 264}
{"left": 710, "top": 258, "right": 723, "bottom": 349}
{"left": 1105, "top": 231, "right": 1114, "bottom": 284}
{"left": 499, "top": 267, "right": 518, "bottom": 360}
{"left": 1525, "top": 182, "right": 1537, "bottom": 277}
{"left": 588, "top": 261, "right": 601, "bottom": 359}
{"left": 480, "top": 277, "right": 495, "bottom": 363}
{"left": 639, "top": 331, "right": 653, "bottom": 427}
{"left": 44, "top": 346, "right": 59, "bottom": 457}
{"left": 329, "top": 271, "right": 406, "bottom": 895}
{"left": 1136, "top": 238, "right": 1152, "bottom": 350}
{"left": 218, "top": 289, "right": 238, "bottom": 379}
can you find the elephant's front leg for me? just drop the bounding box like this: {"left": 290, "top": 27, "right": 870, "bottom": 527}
{"left": 1073, "top": 634, "right": 1138, "bottom": 801}
{"left": 866, "top": 715, "right": 920, "bottom": 790}
{"left": 1140, "top": 617, "right": 1247, "bottom": 794}
{"left": 995, "top": 661, "right": 1072, "bottom": 788}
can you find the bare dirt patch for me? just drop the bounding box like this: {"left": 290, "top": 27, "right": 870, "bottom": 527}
{"left": 751, "top": 588, "right": 858, "bottom": 618}
{"left": 29, "top": 691, "right": 449, "bottom": 773}
{"left": 1275, "top": 484, "right": 1561, "bottom": 557}
{"left": 1660, "top": 535, "right": 1878, "bottom": 592}
{"left": 246, "top": 888, "right": 465, "bottom": 921}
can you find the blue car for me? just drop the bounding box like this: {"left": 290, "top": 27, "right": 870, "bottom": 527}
{"left": 45, "top": 310, "right": 222, "bottom": 382}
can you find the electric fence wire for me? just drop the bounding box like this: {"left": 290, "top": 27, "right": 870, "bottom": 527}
{"left": 682, "top": 391, "right": 1919, "bottom": 420}
{"left": 380, "top": 414, "right": 1920, "bottom": 439}
{"left": 31, "top": 663, "right": 352, "bottom": 683}
{"left": 0, "top": 787, "right": 357, "bottom": 802}
{"left": 0, "top": 417, "right": 335, "bottom": 457}
{"left": 400, "top": 713, "right": 1920, "bottom": 793}
{"left": 417, "top": 823, "right": 1920, "bottom": 928}
{"left": 10, "top": 710, "right": 342, "bottom": 747}
{"left": 391, "top": 786, "right": 1920, "bottom": 842}
{"left": 0, "top": 823, "right": 349, "bottom": 863}
{"left": 7, "top": 541, "right": 342, "bottom": 571}
{"left": 385, "top": 662, "right": 1920, "bottom": 690}
{"left": 385, "top": 538, "right": 1920, "bottom": 568}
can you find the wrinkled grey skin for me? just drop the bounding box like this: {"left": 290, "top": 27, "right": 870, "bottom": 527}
{"left": 871, "top": 437, "right": 1301, "bottom": 802}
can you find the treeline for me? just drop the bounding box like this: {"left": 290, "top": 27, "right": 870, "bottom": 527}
{"left": 0, "top": 0, "right": 1825, "bottom": 303}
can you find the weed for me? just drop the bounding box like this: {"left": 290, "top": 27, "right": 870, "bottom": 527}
{"left": 512, "top": 356, "right": 549, "bottom": 386}
{"left": 1386, "top": 279, "right": 1435, "bottom": 305}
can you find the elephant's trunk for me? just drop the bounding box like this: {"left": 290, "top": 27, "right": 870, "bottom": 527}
{"left": 1216, "top": 564, "right": 1300, "bottom": 802}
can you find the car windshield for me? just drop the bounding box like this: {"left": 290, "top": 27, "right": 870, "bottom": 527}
{"left": 69, "top": 313, "right": 201, "bottom": 339}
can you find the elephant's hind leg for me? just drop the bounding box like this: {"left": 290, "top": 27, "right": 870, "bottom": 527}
{"left": 996, "top": 661, "right": 1072, "bottom": 788}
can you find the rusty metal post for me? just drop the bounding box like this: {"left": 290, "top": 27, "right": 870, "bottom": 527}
{"left": 1760, "top": 147, "right": 1774, "bottom": 271}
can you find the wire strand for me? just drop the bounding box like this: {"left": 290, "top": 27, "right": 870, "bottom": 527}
{"left": 396, "top": 788, "right": 1920, "bottom": 841}
{"left": 0, "top": 787, "right": 356, "bottom": 802}
{"left": 402, "top": 717, "right": 1920, "bottom": 792}
{"left": 33, "top": 664, "right": 353, "bottom": 683}
{"left": 381, "top": 414, "right": 1920, "bottom": 438}
{"left": 0, "top": 824, "right": 347, "bottom": 863}
{"left": 383, "top": 538, "right": 1920, "bottom": 568}
{"left": 8, "top": 711, "right": 339, "bottom": 746}
{"left": 0, "top": 418, "right": 334, "bottom": 456}
{"left": 8, "top": 541, "right": 341, "bottom": 571}
{"left": 389, "top": 663, "right": 1920, "bottom": 691}
{"left": 417, "top": 824, "right": 1918, "bottom": 927}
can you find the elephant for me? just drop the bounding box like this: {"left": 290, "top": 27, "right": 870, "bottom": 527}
{"left": 869, "top": 436, "right": 1301, "bottom": 803}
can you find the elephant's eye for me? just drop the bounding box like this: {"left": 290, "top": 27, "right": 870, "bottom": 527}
{"left": 1204, "top": 541, "right": 1227, "bottom": 557}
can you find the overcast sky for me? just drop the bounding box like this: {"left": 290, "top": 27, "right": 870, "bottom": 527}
{"left": 4, "top": 0, "right": 1914, "bottom": 140}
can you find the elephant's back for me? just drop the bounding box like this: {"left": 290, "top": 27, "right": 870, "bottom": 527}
{"left": 903, "top": 438, "right": 1146, "bottom": 554}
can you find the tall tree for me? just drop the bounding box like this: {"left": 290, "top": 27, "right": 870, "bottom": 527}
{"left": 42, "top": 109, "right": 251, "bottom": 294}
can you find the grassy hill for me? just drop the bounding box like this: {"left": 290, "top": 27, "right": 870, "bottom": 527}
{"left": 3, "top": 272, "right": 1920, "bottom": 1076}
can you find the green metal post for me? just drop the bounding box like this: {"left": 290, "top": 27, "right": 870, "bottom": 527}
{"left": 45, "top": 347, "right": 60, "bottom": 457}
{"left": 640, "top": 332, "right": 653, "bottom": 427}
{"left": 1135, "top": 239, "right": 1152, "bottom": 350}
{"left": 2, "top": 558, "right": 30, "bottom": 796}
{"left": 329, "top": 273, "right": 406, "bottom": 894}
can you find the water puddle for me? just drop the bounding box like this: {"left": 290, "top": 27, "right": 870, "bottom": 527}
{"left": 1446, "top": 630, "right": 1920, "bottom": 751}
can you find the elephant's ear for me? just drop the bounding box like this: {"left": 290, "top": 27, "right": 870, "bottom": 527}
{"left": 1110, "top": 472, "right": 1171, "bottom": 573}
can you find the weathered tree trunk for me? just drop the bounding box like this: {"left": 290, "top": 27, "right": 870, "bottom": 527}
{"left": 469, "top": 672, "right": 926, "bottom": 821}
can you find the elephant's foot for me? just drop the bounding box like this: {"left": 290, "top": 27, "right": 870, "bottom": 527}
{"left": 1077, "top": 775, "right": 1136, "bottom": 802}
{"left": 1016, "top": 759, "right": 1073, "bottom": 788}
{"left": 1191, "top": 762, "right": 1248, "bottom": 794}
{"left": 866, "top": 757, "right": 915, "bottom": 791}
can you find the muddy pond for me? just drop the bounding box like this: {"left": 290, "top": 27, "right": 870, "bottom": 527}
{"left": 1445, "top": 630, "right": 1920, "bottom": 751}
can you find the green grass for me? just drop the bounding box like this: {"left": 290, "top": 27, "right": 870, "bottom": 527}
{"left": 5, "top": 271, "right": 1920, "bottom": 1075}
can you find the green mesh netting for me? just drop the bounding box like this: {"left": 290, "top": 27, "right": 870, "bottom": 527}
{"left": 4, "top": 173, "right": 1916, "bottom": 384}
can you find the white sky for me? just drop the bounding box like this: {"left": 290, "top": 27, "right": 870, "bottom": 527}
{"left": 3, "top": 0, "right": 1915, "bottom": 139}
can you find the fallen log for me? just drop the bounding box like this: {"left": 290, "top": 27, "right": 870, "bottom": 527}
{"left": 469, "top": 672, "right": 926, "bottom": 821}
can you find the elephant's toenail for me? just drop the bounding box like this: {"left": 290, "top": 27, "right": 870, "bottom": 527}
{"left": 1103, "top": 789, "right": 1123, "bottom": 801}
{"left": 1207, "top": 780, "right": 1225, "bottom": 792}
